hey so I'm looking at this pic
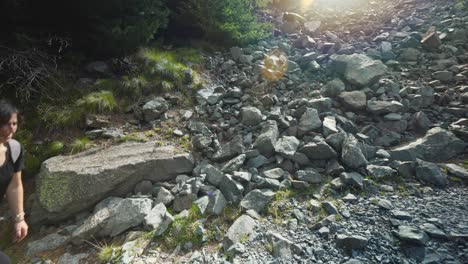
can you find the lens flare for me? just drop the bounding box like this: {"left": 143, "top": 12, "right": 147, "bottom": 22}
{"left": 260, "top": 49, "right": 288, "bottom": 81}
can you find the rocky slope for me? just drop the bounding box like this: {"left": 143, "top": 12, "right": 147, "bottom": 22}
{"left": 13, "top": 0, "right": 468, "bottom": 263}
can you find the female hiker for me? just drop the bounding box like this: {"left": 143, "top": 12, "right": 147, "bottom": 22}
{"left": 0, "top": 100, "right": 27, "bottom": 263}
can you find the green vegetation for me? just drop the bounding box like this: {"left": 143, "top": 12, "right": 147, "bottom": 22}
{"left": 70, "top": 0, "right": 170, "bottom": 56}
{"left": 457, "top": 0, "right": 467, "bottom": 9}
{"left": 90, "top": 241, "right": 122, "bottom": 263}
{"left": 171, "top": 0, "right": 271, "bottom": 46}
{"left": 160, "top": 204, "right": 203, "bottom": 249}
{"left": 69, "top": 137, "right": 91, "bottom": 154}
{"left": 119, "top": 133, "right": 147, "bottom": 143}
{"left": 76, "top": 90, "right": 117, "bottom": 113}
{"left": 38, "top": 90, "right": 117, "bottom": 129}
{"left": 459, "top": 160, "right": 468, "bottom": 170}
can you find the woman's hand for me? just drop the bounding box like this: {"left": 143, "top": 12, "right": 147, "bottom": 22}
{"left": 13, "top": 220, "right": 28, "bottom": 242}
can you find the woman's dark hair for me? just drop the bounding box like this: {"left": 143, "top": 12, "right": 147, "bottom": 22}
{"left": 0, "top": 99, "right": 19, "bottom": 126}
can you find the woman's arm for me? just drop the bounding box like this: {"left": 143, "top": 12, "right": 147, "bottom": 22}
{"left": 6, "top": 171, "right": 28, "bottom": 242}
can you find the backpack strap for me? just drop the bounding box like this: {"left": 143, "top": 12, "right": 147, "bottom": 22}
{"left": 7, "top": 139, "right": 21, "bottom": 164}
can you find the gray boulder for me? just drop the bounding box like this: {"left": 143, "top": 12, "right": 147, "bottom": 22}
{"left": 142, "top": 97, "right": 169, "bottom": 122}
{"left": 341, "top": 135, "right": 368, "bottom": 169}
{"left": 219, "top": 174, "right": 244, "bottom": 203}
{"left": 367, "top": 100, "right": 404, "bottom": 115}
{"left": 336, "top": 234, "right": 368, "bottom": 250}
{"left": 323, "top": 116, "right": 339, "bottom": 137}
{"left": 268, "top": 232, "right": 299, "bottom": 259}
{"left": 296, "top": 169, "right": 322, "bottom": 183}
{"left": 194, "top": 189, "right": 227, "bottom": 215}
{"left": 299, "top": 141, "right": 337, "bottom": 160}
{"left": 144, "top": 203, "right": 173, "bottom": 235}
{"left": 27, "top": 232, "right": 70, "bottom": 256}
{"left": 274, "top": 136, "right": 300, "bottom": 158}
{"left": 241, "top": 106, "right": 263, "bottom": 126}
{"left": 154, "top": 187, "right": 174, "bottom": 206}
{"left": 331, "top": 54, "right": 387, "bottom": 87}
{"left": 240, "top": 189, "right": 276, "bottom": 213}
{"left": 71, "top": 198, "right": 153, "bottom": 244}
{"left": 298, "top": 108, "right": 322, "bottom": 135}
{"left": 221, "top": 154, "right": 246, "bottom": 173}
{"left": 321, "top": 78, "right": 345, "bottom": 97}
{"left": 253, "top": 120, "right": 279, "bottom": 157}
{"left": 389, "top": 127, "right": 466, "bottom": 162}
{"left": 366, "top": 165, "right": 397, "bottom": 178}
{"left": 212, "top": 135, "right": 245, "bottom": 162}
{"left": 224, "top": 215, "right": 257, "bottom": 249}
{"left": 415, "top": 159, "right": 447, "bottom": 188}
{"left": 443, "top": 164, "right": 468, "bottom": 180}
{"left": 395, "top": 225, "right": 429, "bottom": 245}
{"left": 32, "top": 144, "right": 193, "bottom": 225}
{"left": 338, "top": 91, "right": 367, "bottom": 111}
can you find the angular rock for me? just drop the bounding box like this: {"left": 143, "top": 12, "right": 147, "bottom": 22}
{"left": 253, "top": 120, "right": 279, "bottom": 157}
{"left": 261, "top": 168, "right": 285, "bottom": 180}
{"left": 268, "top": 232, "right": 298, "bottom": 259}
{"left": 240, "top": 189, "right": 276, "bottom": 213}
{"left": 415, "top": 159, "right": 447, "bottom": 188}
{"left": 71, "top": 198, "right": 152, "bottom": 244}
{"left": 212, "top": 135, "right": 245, "bottom": 162}
{"left": 27, "top": 232, "right": 70, "bottom": 256}
{"left": 221, "top": 154, "right": 247, "bottom": 173}
{"left": 338, "top": 91, "right": 367, "bottom": 111}
{"left": 296, "top": 169, "right": 322, "bottom": 183}
{"left": 173, "top": 193, "right": 198, "bottom": 212}
{"left": 241, "top": 106, "right": 263, "bottom": 126}
{"left": 366, "top": 165, "right": 397, "bottom": 178}
{"left": 321, "top": 78, "right": 345, "bottom": 97}
{"left": 395, "top": 225, "right": 429, "bottom": 245}
{"left": 204, "top": 164, "right": 224, "bottom": 187}
{"left": 336, "top": 234, "right": 368, "bottom": 250}
{"left": 299, "top": 142, "right": 337, "bottom": 160}
{"left": 194, "top": 189, "right": 227, "bottom": 215}
{"left": 298, "top": 108, "right": 322, "bottom": 135}
{"left": 120, "top": 232, "right": 153, "bottom": 264}
{"left": 274, "top": 136, "right": 300, "bottom": 158}
{"left": 367, "top": 100, "right": 404, "bottom": 115}
{"left": 323, "top": 116, "right": 339, "bottom": 137}
{"left": 331, "top": 54, "right": 387, "bottom": 87}
{"left": 389, "top": 128, "right": 466, "bottom": 162}
{"left": 341, "top": 135, "right": 368, "bottom": 169}
{"left": 420, "top": 223, "right": 447, "bottom": 239}
{"left": 223, "top": 215, "right": 256, "bottom": 249}
{"left": 33, "top": 144, "right": 193, "bottom": 225}
{"left": 142, "top": 97, "right": 169, "bottom": 122}
{"left": 322, "top": 201, "right": 339, "bottom": 215}
{"left": 219, "top": 174, "right": 244, "bottom": 203}
{"left": 443, "top": 164, "right": 468, "bottom": 180}
{"left": 144, "top": 203, "right": 173, "bottom": 235}
{"left": 154, "top": 187, "right": 174, "bottom": 206}
{"left": 340, "top": 172, "right": 364, "bottom": 189}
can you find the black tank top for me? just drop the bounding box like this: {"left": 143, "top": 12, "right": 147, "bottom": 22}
{"left": 0, "top": 143, "right": 25, "bottom": 201}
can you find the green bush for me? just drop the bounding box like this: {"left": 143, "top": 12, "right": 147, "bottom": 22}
{"left": 74, "top": 0, "right": 169, "bottom": 56}
{"left": 170, "top": 0, "right": 271, "bottom": 46}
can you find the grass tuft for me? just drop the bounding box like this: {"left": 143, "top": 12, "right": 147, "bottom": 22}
{"left": 70, "top": 137, "right": 91, "bottom": 154}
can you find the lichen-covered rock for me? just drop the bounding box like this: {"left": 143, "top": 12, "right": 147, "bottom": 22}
{"left": 33, "top": 143, "right": 193, "bottom": 226}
